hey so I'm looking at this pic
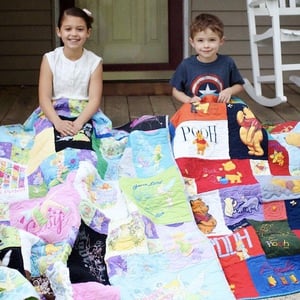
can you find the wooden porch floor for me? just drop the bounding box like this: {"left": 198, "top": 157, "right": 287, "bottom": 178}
{"left": 0, "top": 82, "right": 299, "bottom": 127}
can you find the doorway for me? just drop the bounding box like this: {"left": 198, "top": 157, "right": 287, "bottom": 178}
{"left": 59, "top": 0, "right": 183, "bottom": 80}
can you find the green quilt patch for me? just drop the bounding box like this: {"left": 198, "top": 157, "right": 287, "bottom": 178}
{"left": 119, "top": 166, "right": 192, "bottom": 225}
{"left": 248, "top": 219, "right": 300, "bottom": 258}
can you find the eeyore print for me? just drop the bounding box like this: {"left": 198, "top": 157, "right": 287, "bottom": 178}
{"left": 220, "top": 184, "right": 264, "bottom": 226}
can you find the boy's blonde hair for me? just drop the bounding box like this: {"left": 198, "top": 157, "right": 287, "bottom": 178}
{"left": 190, "top": 13, "right": 224, "bottom": 39}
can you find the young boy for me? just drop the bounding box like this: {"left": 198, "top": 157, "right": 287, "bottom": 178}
{"left": 170, "top": 13, "right": 244, "bottom": 104}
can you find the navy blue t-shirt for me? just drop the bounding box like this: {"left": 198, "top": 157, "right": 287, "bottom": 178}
{"left": 170, "top": 54, "right": 244, "bottom": 97}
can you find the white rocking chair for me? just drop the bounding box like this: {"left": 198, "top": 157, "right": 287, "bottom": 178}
{"left": 244, "top": 0, "right": 300, "bottom": 107}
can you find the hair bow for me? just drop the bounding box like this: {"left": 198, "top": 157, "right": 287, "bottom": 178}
{"left": 83, "top": 8, "right": 92, "bottom": 16}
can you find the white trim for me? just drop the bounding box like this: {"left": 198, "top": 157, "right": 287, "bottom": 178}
{"left": 183, "top": 0, "right": 191, "bottom": 58}
{"left": 53, "top": 0, "right": 60, "bottom": 47}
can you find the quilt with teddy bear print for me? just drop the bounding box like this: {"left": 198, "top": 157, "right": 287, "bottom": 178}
{"left": 170, "top": 99, "right": 300, "bottom": 299}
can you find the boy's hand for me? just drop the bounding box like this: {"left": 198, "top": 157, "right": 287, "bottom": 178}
{"left": 218, "top": 88, "right": 232, "bottom": 103}
{"left": 189, "top": 95, "right": 202, "bottom": 103}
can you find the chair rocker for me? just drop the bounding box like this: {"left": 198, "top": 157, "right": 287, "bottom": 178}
{"left": 245, "top": 0, "right": 300, "bottom": 107}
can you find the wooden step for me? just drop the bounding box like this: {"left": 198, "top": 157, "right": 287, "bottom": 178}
{"left": 103, "top": 81, "right": 172, "bottom": 96}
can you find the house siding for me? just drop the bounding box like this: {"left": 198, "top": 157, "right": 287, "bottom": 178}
{"left": 0, "top": 0, "right": 55, "bottom": 85}
{"left": 0, "top": 0, "right": 299, "bottom": 85}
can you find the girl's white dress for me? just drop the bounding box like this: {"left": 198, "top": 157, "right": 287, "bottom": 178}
{"left": 45, "top": 46, "right": 102, "bottom": 100}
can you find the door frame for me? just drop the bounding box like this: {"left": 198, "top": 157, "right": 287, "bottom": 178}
{"left": 59, "top": 0, "right": 183, "bottom": 72}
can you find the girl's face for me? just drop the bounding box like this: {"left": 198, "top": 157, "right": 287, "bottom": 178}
{"left": 56, "top": 15, "right": 91, "bottom": 51}
{"left": 189, "top": 28, "right": 224, "bottom": 63}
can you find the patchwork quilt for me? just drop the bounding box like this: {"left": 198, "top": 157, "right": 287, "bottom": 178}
{"left": 0, "top": 97, "right": 299, "bottom": 299}
{"left": 170, "top": 100, "right": 300, "bottom": 299}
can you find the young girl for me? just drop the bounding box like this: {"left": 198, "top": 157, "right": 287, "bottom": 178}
{"left": 170, "top": 13, "right": 244, "bottom": 104}
{"left": 38, "top": 7, "right": 103, "bottom": 137}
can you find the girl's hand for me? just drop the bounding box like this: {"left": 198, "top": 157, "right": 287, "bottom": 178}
{"left": 72, "top": 119, "right": 84, "bottom": 135}
{"left": 54, "top": 118, "right": 75, "bottom": 137}
{"left": 218, "top": 88, "right": 232, "bottom": 103}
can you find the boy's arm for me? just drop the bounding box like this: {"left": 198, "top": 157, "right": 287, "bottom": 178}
{"left": 218, "top": 84, "right": 244, "bottom": 103}
{"left": 172, "top": 87, "right": 201, "bottom": 104}
{"left": 230, "top": 83, "right": 244, "bottom": 96}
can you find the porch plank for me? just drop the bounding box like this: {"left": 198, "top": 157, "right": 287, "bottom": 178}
{"left": 284, "top": 84, "right": 300, "bottom": 112}
{"left": 103, "top": 81, "right": 171, "bottom": 96}
{"left": 266, "top": 85, "right": 300, "bottom": 122}
{"left": 0, "top": 87, "right": 18, "bottom": 123}
{"left": 149, "top": 95, "right": 177, "bottom": 117}
{"left": 171, "top": 96, "right": 182, "bottom": 111}
{"left": 240, "top": 88, "right": 286, "bottom": 124}
{"left": 103, "top": 95, "right": 129, "bottom": 127}
{"left": 0, "top": 86, "right": 38, "bottom": 125}
{"left": 128, "top": 96, "right": 153, "bottom": 120}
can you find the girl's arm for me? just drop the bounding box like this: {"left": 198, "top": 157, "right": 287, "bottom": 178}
{"left": 72, "top": 62, "right": 103, "bottom": 133}
{"left": 38, "top": 55, "right": 74, "bottom": 136}
{"left": 38, "top": 55, "right": 60, "bottom": 125}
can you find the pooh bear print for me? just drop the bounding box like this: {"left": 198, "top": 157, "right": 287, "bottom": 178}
{"left": 193, "top": 131, "right": 209, "bottom": 155}
{"left": 236, "top": 107, "right": 264, "bottom": 156}
{"left": 190, "top": 198, "right": 217, "bottom": 234}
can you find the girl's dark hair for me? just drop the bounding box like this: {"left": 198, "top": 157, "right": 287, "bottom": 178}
{"left": 58, "top": 7, "right": 94, "bottom": 29}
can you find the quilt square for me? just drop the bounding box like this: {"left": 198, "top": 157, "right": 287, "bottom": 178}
{"left": 248, "top": 219, "right": 300, "bottom": 258}
{"left": 246, "top": 254, "right": 300, "bottom": 297}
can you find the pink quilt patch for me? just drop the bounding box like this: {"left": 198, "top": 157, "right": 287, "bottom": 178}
{"left": 9, "top": 181, "right": 81, "bottom": 243}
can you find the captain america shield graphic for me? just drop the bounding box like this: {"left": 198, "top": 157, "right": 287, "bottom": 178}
{"left": 191, "top": 74, "right": 223, "bottom": 97}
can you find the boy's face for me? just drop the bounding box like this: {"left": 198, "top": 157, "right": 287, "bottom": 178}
{"left": 189, "top": 28, "right": 224, "bottom": 63}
